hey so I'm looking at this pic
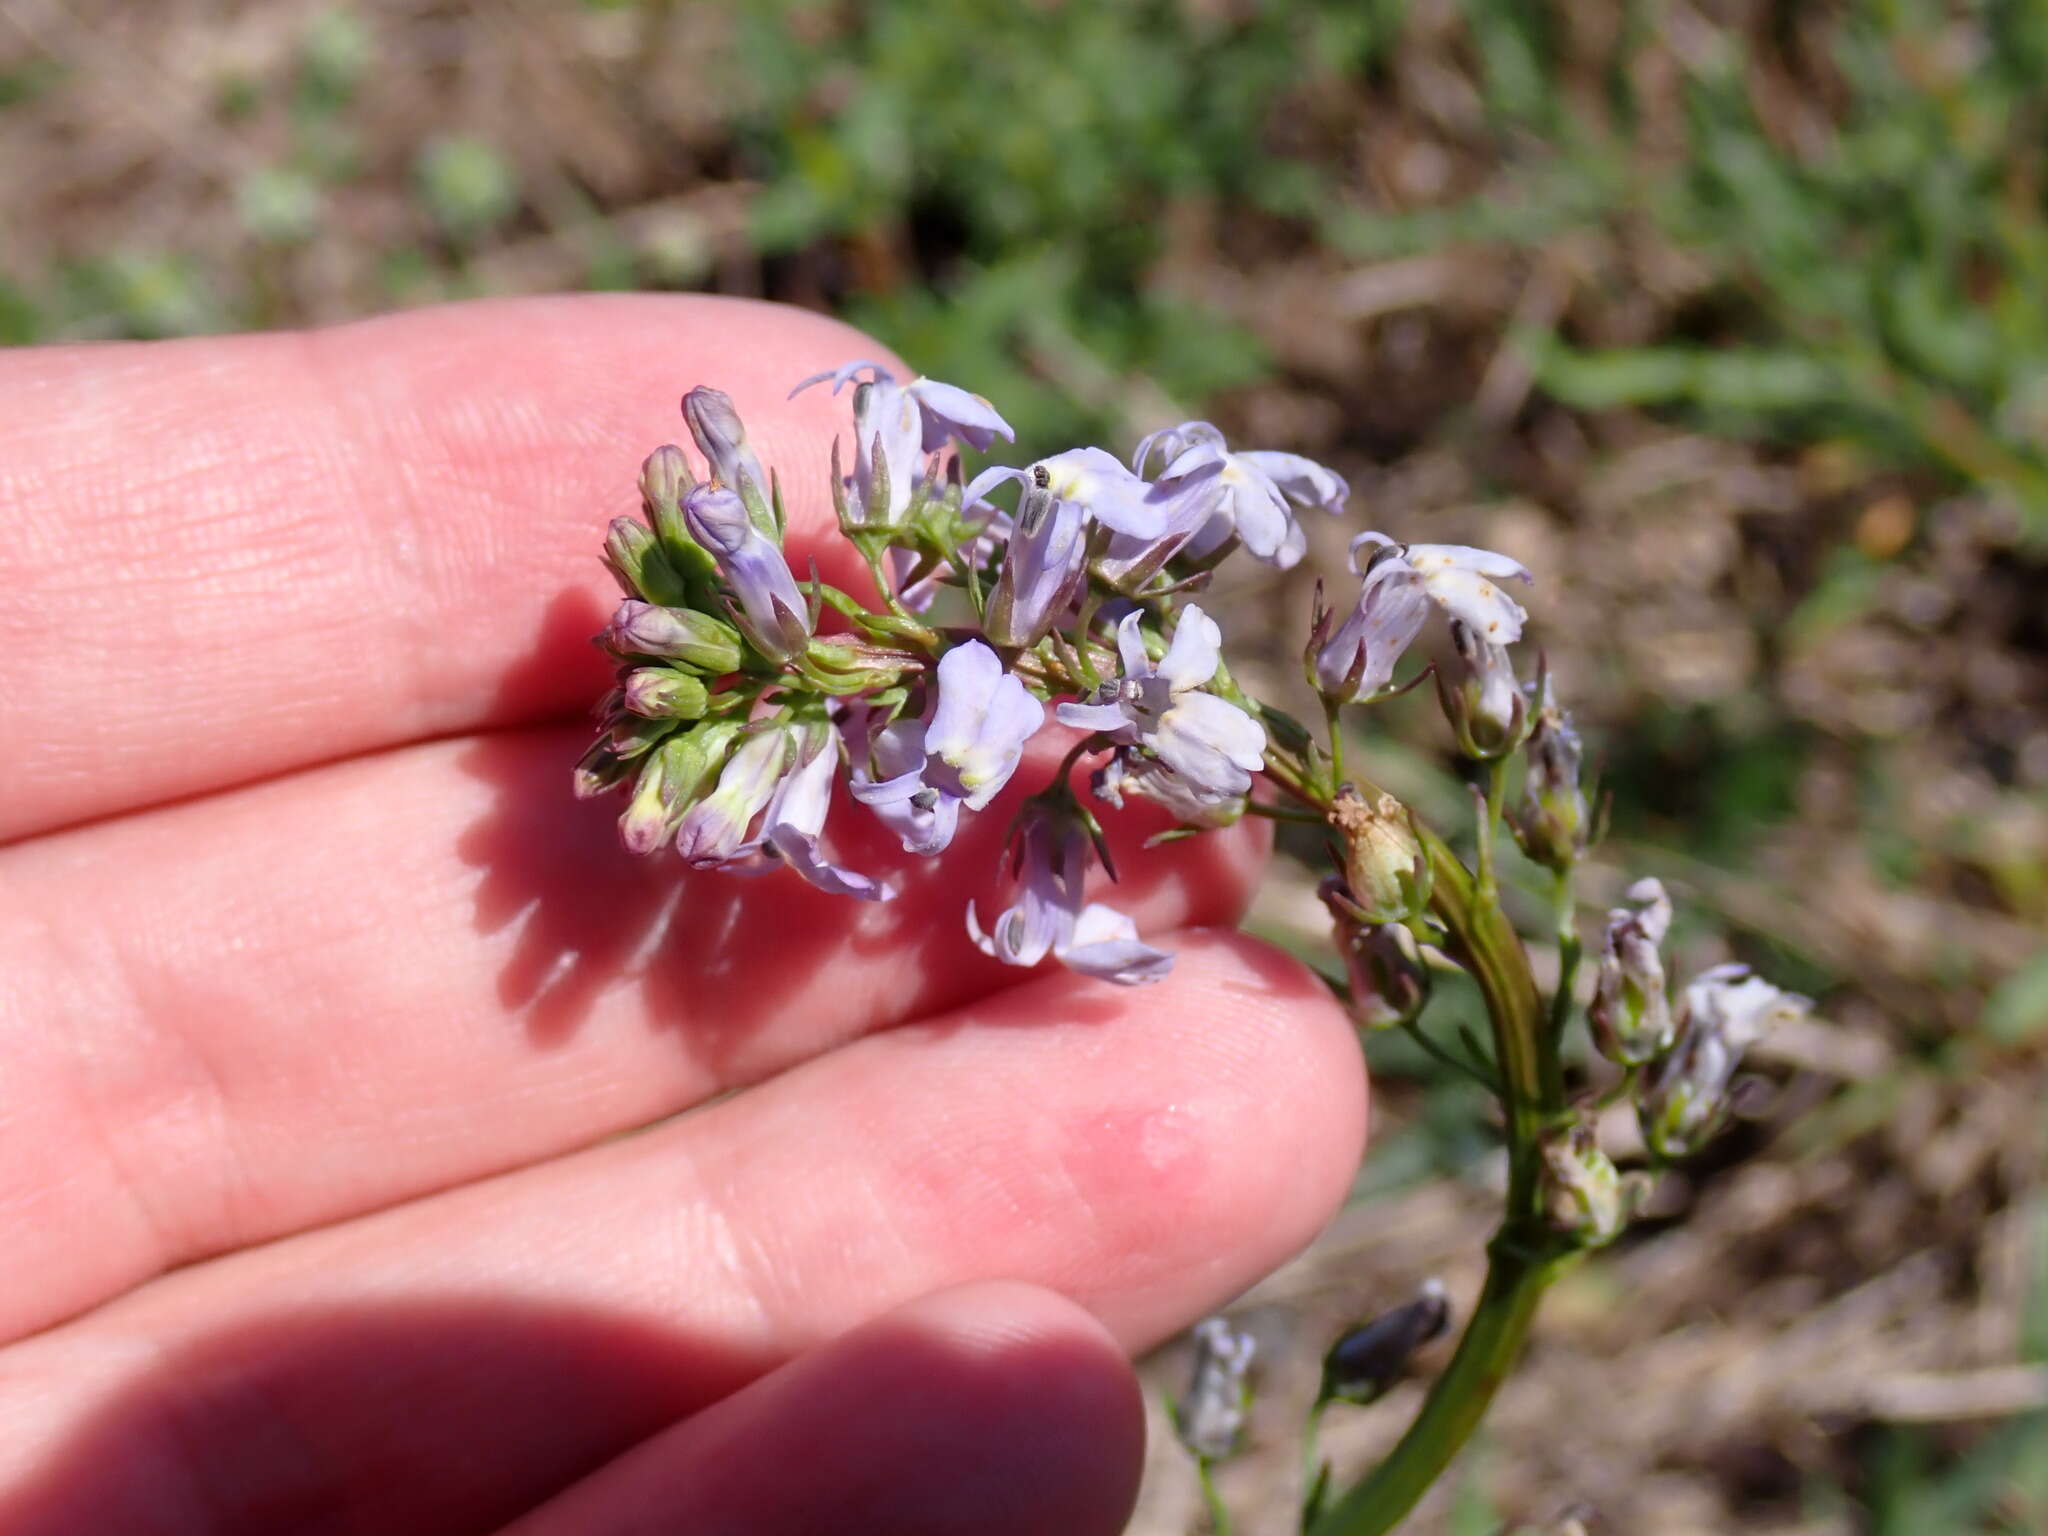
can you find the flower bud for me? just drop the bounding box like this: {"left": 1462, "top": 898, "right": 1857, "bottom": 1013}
{"left": 683, "top": 386, "right": 775, "bottom": 532}
{"left": 602, "top": 600, "right": 745, "bottom": 674}
{"left": 674, "top": 726, "right": 791, "bottom": 867}
{"left": 683, "top": 485, "right": 812, "bottom": 664}
{"left": 620, "top": 666, "right": 710, "bottom": 720}
{"left": 1321, "top": 883, "right": 1430, "bottom": 1030}
{"left": 1587, "top": 878, "right": 1673, "bottom": 1065}
{"left": 1639, "top": 963, "right": 1808, "bottom": 1158}
{"left": 1434, "top": 619, "right": 1527, "bottom": 759}
{"left": 1539, "top": 1123, "right": 1639, "bottom": 1247}
{"left": 601, "top": 517, "right": 690, "bottom": 606}
{"left": 1327, "top": 786, "right": 1431, "bottom": 925}
{"left": 617, "top": 720, "right": 741, "bottom": 855}
{"left": 1173, "top": 1317, "right": 1256, "bottom": 1462}
{"left": 1511, "top": 673, "right": 1588, "bottom": 872}
{"left": 1320, "top": 1279, "right": 1451, "bottom": 1406}
{"left": 638, "top": 444, "right": 712, "bottom": 588}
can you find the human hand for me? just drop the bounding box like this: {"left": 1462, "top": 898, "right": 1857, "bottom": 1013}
{"left": 0, "top": 295, "right": 1365, "bottom": 1535}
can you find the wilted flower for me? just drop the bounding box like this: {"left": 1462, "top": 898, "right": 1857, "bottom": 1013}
{"left": 1322, "top": 880, "right": 1430, "bottom": 1029}
{"left": 1326, "top": 787, "right": 1431, "bottom": 927}
{"left": 968, "top": 801, "right": 1173, "bottom": 985}
{"left": 1173, "top": 1316, "right": 1256, "bottom": 1461}
{"left": 850, "top": 640, "right": 1044, "bottom": 855}
{"left": 682, "top": 484, "right": 812, "bottom": 664}
{"left": 1321, "top": 1280, "right": 1451, "bottom": 1406}
{"left": 1057, "top": 606, "right": 1265, "bottom": 807}
{"left": 1587, "top": 877, "right": 1674, "bottom": 1065}
{"left": 1640, "top": 963, "right": 1809, "bottom": 1157}
{"left": 1135, "top": 420, "right": 1348, "bottom": 569}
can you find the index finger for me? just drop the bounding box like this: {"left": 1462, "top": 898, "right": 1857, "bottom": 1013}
{"left": 0, "top": 294, "right": 891, "bottom": 843}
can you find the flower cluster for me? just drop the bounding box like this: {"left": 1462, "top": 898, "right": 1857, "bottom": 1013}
{"left": 580, "top": 365, "right": 1463, "bottom": 985}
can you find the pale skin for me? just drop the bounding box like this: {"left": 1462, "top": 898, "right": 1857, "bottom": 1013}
{"left": 0, "top": 295, "right": 1367, "bottom": 1535}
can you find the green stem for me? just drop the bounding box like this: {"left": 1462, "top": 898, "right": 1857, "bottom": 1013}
{"left": 1307, "top": 819, "right": 1567, "bottom": 1536}
{"left": 1474, "top": 756, "right": 1508, "bottom": 905}
{"left": 1301, "top": 1394, "right": 1332, "bottom": 1526}
{"left": 1545, "top": 868, "right": 1580, "bottom": 1062}
{"left": 1245, "top": 800, "right": 1327, "bottom": 826}
{"left": 1307, "top": 1242, "right": 1572, "bottom": 1535}
{"left": 1324, "top": 695, "right": 1346, "bottom": 790}
{"left": 1197, "top": 1457, "right": 1233, "bottom": 1536}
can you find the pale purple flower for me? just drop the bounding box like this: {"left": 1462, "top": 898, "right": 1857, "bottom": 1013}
{"left": 1314, "top": 545, "right": 1430, "bottom": 700}
{"left": 682, "top": 484, "right": 812, "bottom": 664}
{"left": 682, "top": 387, "right": 773, "bottom": 529}
{"left": 850, "top": 641, "right": 1044, "bottom": 855}
{"left": 1092, "top": 750, "right": 1244, "bottom": 829}
{"left": 967, "top": 805, "right": 1172, "bottom": 985}
{"left": 755, "top": 725, "right": 890, "bottom": 900}
{"left": 1135, "top": 421, "right": 1348, "bottom": 569}
{"left": 1057, "top": 606, "right": 1266, "bottom": 805}
{"left": 795, "top": 361, "right": 1013, "bottom": 527}
{"left": 966, "top": 447, "right": 1167, "bottom": 540}
{"left": 1351, "top": 533, "right": 1533, "bottom": 645}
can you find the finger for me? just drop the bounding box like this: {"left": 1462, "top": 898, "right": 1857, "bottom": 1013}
{"left": 0, "top": 724, "right": 1265, "bottom": 1341}
{"left": 1, "top": 293, "right": 898, "bottom": 842}
{"left": 0, "top": 932, "right": 1364, "bottom": 1536}
{"left": 496, "top": 1283, "right": 1142, "bottom": 1536}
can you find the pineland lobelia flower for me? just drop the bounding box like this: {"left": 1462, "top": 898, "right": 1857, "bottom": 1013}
{"left": 1135, "top": 419, "right": 1349, "bottom": 569}
{"left": 849, "top": 640, "right": 1045, "bottom": 855}
{"left": 1313, "top": 540, "right": 1431, "bottom": 701}
{"left": 967, "top": 800, "right": 1172, "bottom": 985}
{"left": 1640, "top": 962, "right": 1808, "bottom": 1156}
{"left": 1057, "top": 606, "right": 1266, "bottom": 807}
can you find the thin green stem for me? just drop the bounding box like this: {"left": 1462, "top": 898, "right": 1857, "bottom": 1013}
{"left": 1545, "top": 867, "right": 1581, "bottom": 1063}
{"left": 1244, "top": 800, "right": 1327, "bottom": 826}
{"left": 1323, "top": 695, "right": 1346, "bottom": 789}
{"left": 1399, "top": 1019, "right": 1501, "bottom": 1096}
{"left": 1474, "top": 756, "right": 1508, "bottom": 905}
{"left": 1306, "top": 813, "right": 1569, "bottom": 1536}
{"left": 1300, "top": 1394, "right": 1332, "bottom": 1528}
{"left": 1197, "top": 1457, "right": 1233, "bottom": 1536}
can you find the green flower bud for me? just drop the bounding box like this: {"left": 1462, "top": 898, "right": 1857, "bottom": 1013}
{"left": 602, "top": 601, "right": 745, "bottom": 675}
{"left": 604, "top": 517, "right": 692, "bottom": 607}
{"left": 620, "top": 666, "right": 709, "bottom": 720}
{"left": 616, "top": 720, "right": 742, "bottom": 855}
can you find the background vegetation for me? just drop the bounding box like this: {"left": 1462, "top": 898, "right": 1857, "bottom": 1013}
{"left": 4, "top": 0, "right": 2044, "bottom": 1529}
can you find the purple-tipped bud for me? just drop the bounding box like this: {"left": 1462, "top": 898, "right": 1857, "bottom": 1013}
{"left": 1321, "top": 879, "right": 1430, "bottom": 1029}
{"left": 682, "top": 386, "right": 774, "bottom": 533}
{"left": 1326, "top": 787, "right": 1432, "bottom": 926}
{"left": 683, "top": 485, "right": 812, "bottom": 664}
{"left": 1512, "top": 672, "right": 1588, "bottom": 872}
{"left": 620, "top": 666, "right": 710, "bottom": 720}
{"left": 1435, "top": 618, "right": 1528, "bottom": 759}
{"left": 1320, "top": 1279, "right": 1451, "bottom": 1407}
{"left": 616, "top": 720, "right": 742, "bottom": 855}
{"left": 1588, "top": 878, "right": 1673, "bottom": 1065}
{"left": 1640, "top": 963, "right": 1808, "bottom": 1157}
{"left": 602, "top": 600, "right": 745, "bottom": 673}
{"left": 674, "top": 727, "right": 790, "bottom": 867}
{"left": 1173, "top": 1317, "right": 1256, "bottom": 1461}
